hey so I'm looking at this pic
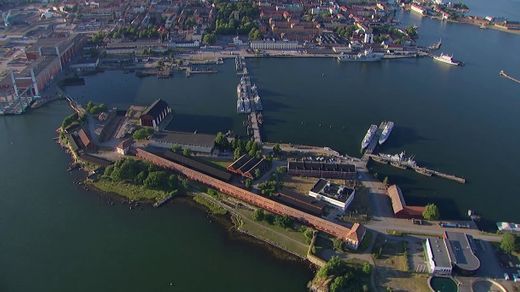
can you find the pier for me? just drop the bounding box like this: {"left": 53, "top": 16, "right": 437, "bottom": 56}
{"left": 368, "top": 154, "right": 466, "bottom": 184}
{"left": 185, "top": 66, "right": 218, "bottom": 77}
{"left": 248, "top": 112, "right": 262, "bottom": 144}
{"left": 362, "top": 121, "right": 386, "bottom": 158}
{"left": 499, "top": 70, "right": 520, "bottom": 84}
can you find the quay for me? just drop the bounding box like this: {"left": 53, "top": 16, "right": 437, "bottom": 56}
{"left": 499, "top": 70, "right": 520, "bottom": 84}
{"left": 185, "top": 66, "right": 217, "bottom": 77}
{"left": 368, "top": 154, "right": 466, "bottom": 184}
{"left": 414, "top": 167, "right": 466, "bottom": 184}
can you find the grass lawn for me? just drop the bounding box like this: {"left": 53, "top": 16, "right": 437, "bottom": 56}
{"left": 192, "top": 194, "right": 227, "bottom": 215}
{"left": 91, "top": 179, "right": 170, "bottom": 202}
{"left": 235, "top": 207, "right": 310, "bottom": 258}
{"left": 281, "top": 175, "right": 318, "bottom": 196}
{"left": 373, "top": 235, "right": 430, "bottom": 292}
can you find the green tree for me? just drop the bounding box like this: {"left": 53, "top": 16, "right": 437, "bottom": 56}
{"left": 202, "top": 33, "right": 217, "bottom": 45}
{"left": 171, "top": 144, "right": 182, "bottom": 153}
{"left": 362, "top": 262, "right": 372, "bottom": 275}
{"left": 214, "top": 132, "right": 229, "bottom": 149}
{"left": 254, "top": 168, "right": 262, "bottom": 179}
{"left": 422, "top": 203, "right": 440, "bottom": 220}
{"left": 333, "top": 237, "right": 344, "bottom": 252}
{"left": 233, "top": 147, "right": 243, "bottom": 160}
{"left": 248, "top": 27, "right": 262, "bottom": 40}
{"left": 144, "top": 171, "right": 168, "bottom": 189}
{"left": 244, "top": 178, "right": 253, "bottom": 189}
{"left": 274, "top": 215, "right": 293, "bottom": 229}
{"left": 500, "top": 233, "right": 517, "bottom": 254}
{"left": 207, "top": 188, "right": 218, "bottom": 197}
{"left": 405, "top": 25, "right": 418, "bottom": 40}
{"left": 133, "top": 128, "right": 153, "bottom": 140}
{"left": 272, "top": 143, "right": 282, "bottom": 156}
{"left": 135, "top": 170, "right": 148, "bottom": 184}
{"left": 253, "top": 209, "right": 265, "bottom": 221}
{"left": 182, "top": 148, "right": 192, "bottom": 157}
{"left": 303, "top": 228, "right": 314, "bottom": 243}
{"left": 104, "top": 165, "right": 115, "bottom": 177}
{"left": 330, "top": 275, "right": 347, "bottom": 292}
{"left": 168, "top": 174, "right": 178, "bottom": 189}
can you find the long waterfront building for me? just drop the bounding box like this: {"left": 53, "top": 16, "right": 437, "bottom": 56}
{"left": 136, "top": 148, "right": 366, "bottom": 249}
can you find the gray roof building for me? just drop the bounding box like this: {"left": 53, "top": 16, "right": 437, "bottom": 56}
{"left": 444, "top": 232, "right": 480, "bottom": 275}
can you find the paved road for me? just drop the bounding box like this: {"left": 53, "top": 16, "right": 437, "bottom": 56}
{"left": 357, "top": 165, "right": 502, "bottom": 242}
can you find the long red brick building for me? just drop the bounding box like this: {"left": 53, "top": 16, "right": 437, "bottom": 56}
{"left": 136, "top": 148, "right": 366, "bottom": 249}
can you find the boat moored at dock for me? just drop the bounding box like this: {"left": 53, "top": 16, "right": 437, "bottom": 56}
{"left": 497, "top": 222, "right": 520, "bottom": 233}
{"left": 361, "top": 124, "right": 378, "bottom": 149}
{"left": 433, "top": 53, "right": 463, "bottom": 66}
{"left": 378, "top": 121, "right": 394, "bottom": 145}
{"left": 338, "top": 49, "right": 384, "bottom": 62}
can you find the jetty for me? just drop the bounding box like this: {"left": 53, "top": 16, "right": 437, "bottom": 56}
{"left": 499, "top": 70, "right": 520, "bottom": 84}
{"left": 185, "top": 66, "right": 217, "bottom": 77}
{"left": 247, "top": 112, "right": 262, "bottom": 143}
{"left": 153, "top": 193, "right": 173, "bottom": 207}
{"left": 368, "top": 153, "right": 466, "bottom": 184}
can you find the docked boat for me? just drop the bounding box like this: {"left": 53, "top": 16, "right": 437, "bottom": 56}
{"left": 378, "top": 121, "right": 394, "bottom": 145}
{"left": 361, "top": 124, "right": 378, "bottom": 149}
{"left": 338, "top": 49, "right": 384, "bottom": 62}
{"left": 433, "top": 53, "right": 463, "bottom": 66}
{"left": 428, "top": 39, "right": 442, "bottom": 50}
{"left": 378, "top": 151, "right": 417, "bottom": 168}
{"left": 497, "top": 222, "right": 520, "bottom": 233}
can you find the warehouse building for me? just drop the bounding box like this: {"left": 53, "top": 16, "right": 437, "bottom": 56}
{"left": 150, "top": 131, "right": 215, "bottom": 154}
{"left": 287, "top": 160, "right": 356, "bottom": 180}
{"left": 140, "top": 99, "right": 172, "bottom": 130}
{"left": 386, "top": 185, "right": 425, "bottom": 219}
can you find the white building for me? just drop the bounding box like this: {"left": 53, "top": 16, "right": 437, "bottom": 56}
{"left": 425, "top": 237, "right": 453, "bottom": 275}
{"left": 250, "top": 40, "right": 301, "bottom": 50}
{"left": 411, "top": 4, "right": 427, "bottom": 16}
{"left": 308, "top": 179, "right": 355, "bottom": 211}
{"left": 363, "top": 33, "right": 373, "bottom": 44}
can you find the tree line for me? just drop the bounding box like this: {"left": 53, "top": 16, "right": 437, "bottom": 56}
{"left": 103, "top": 158, "right": 187, "bottom": 193}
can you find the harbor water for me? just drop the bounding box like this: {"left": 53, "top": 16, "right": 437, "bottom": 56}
{"left": 2, "top": 1, "right": 520, "bottom": 290}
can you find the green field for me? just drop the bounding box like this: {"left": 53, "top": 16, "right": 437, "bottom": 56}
{"left": 90, "top": 179, "right": 170, "bottom": 202}
{"left": 235, "top": 207, "right": 310, "bottom": 258}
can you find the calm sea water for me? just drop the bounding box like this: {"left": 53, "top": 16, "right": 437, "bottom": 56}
{"left": 0, "top": 103, "right": 312, "bottom": 291}
{"left": 2, "top": 2, "right": 520, "bottom": 291}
